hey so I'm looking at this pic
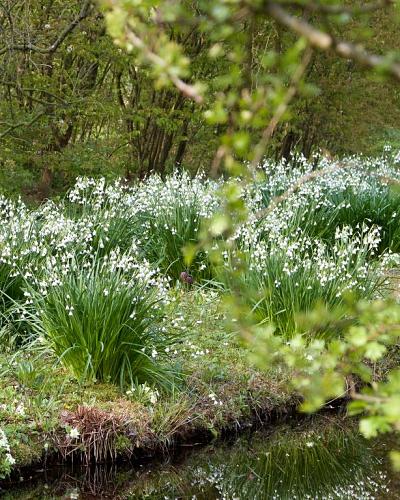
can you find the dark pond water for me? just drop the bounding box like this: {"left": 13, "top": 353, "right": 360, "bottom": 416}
{"left": 1, "top": 415, "right": 400, "bottom": 499}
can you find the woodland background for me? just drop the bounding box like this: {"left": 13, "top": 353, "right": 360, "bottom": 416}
{"left": 0, "top": 0, "right": 399, "bottom": 199}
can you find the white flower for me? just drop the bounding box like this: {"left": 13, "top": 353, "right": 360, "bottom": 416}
{"left": 16, "top": 403, "right": 25, "bottom": 416}
{"left": 69, "top": 427, "right": 80, "bottom": 439}
{"left": 5, "top": 453, "right": 15, "bottom": 465}
{"left": 0, "top": 429, "right": 10, "bottom": 451}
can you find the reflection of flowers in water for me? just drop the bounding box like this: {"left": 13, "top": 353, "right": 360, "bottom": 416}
{"left": 186, "top": 461, "right": 388, "bottom": 500}
{"left": 179, "top": 424, "right": 391, "bottom": 500}
{"left": 3, "top": 422, "right": 392, "bottom": 499}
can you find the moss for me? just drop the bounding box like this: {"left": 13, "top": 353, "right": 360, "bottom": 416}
{"left": 0, "top": 353, "right": 296, "bottom": 476}
{"left": 11, "top": 441, "right": 42, "bottom": 469}
{"left": 114, "top": 434, "right": 133, "bottom": 454}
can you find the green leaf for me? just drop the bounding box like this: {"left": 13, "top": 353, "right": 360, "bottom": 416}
{"left": 209, "top": 213, "right": 230, "bottom": 236}
{"left": 182, "top": 243, "right": 197, "bottom": 266}
{"left": 390, "top": 451, "right": 400, "bottom": 471}
{"left": 346, "top": 326, "right": 368, "bottom": 347}
{"left": 347, "top": 400, "right": 368, "bottom": 416}
{"left": 364, "top": 341, "right": 386, "bottom": 361}
{"left": 359, "top": 417, "right": 391, "bottom": 438}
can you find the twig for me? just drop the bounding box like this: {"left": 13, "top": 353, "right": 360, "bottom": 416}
{"left": 125, "top": 31, "right": 203, "bottom": 104}
{"left": 0, "top": 0, "right": 91, "bottom": 55}
{"left": 265, "top": 2, "right": 400, "bottom": 81}
{"left": 255, "top": 160, "right": 347, "bottom": 219}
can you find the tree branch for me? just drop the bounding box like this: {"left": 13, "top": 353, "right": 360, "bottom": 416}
{"left": 0, "top": 112, "right": 45, "bottom": 139}
{"left": 125, "top": 31, "right": 203, "bottom": 103}
{"left": 0, "top": 81, "right": 68, "bottom": 104}
{"left": 251, "top": 47, "right": 313, "bottom": 170}
{"left": 264, "top": 3, "right": 400, "bottom": 81}
{"left": 279, "top": 0, "right": 393, "bottom": 16}
{"left": 0, "top": 0, "right": 91, "bottom": 55}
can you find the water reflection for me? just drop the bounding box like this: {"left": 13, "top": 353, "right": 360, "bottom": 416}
{"left": 1, "top": 416, "right": 397, "bottom": 499}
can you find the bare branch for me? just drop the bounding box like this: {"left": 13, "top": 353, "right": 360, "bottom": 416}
{"left": 210, "top": 48, "right": 312, "bottom": 177}
{"left": 251, "top": 47, "right": 313, "bottom": 170}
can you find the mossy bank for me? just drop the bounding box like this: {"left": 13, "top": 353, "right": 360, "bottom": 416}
{"left": 0, "top": 290, "right": 296, "bottom": 482}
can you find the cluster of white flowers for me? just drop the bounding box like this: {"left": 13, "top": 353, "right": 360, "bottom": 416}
{"left": 0, "top": 153, "right": 398, "bottom": 339}
{"left": 208, "top": 392, "right": 223, "bottom": 406}
{"left": 126, "top": 382, "right": 159, "bottom": 405}
{"left": 68, "top": 170, "right": 220, "bottom": 224}
{"left": 0, "top": 153, "right": 398, "bottom": 478}
{"left": 0, "top": 428, "right": 15, "bottom": 468}
{"left": 241, "top": 156, "right": 398, "bottom": 235}
{"left": 231, "top": 153, "right": 400, "bottom": 297}
{"left": 0, "top": 171, "right": 222, "bottom": 304}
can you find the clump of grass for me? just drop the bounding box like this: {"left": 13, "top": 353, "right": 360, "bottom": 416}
{"left": 24, "top": 258, "right": 173, "bottom": 388}
{"left": 58, "top": 405, "right": 131, "bottom": 463}
{"left": 290, "top": 184, "right": 400, "bottom": 254}
{"left": 64, "top": 173, "right": 219, "bottom": 282}
{"left": 220, "top": 229, "right": 383, "bottom": 338}
{"left": 139, "top": 198, "right": 212, "bottom": 282}
{"left": 0, "top": 209, "right": 39, "bottom": 309}
{"left": 150, "top": 390, "right": 195, "bottom": 447}
{"left": 90, "top": 209, "right": 140, "bottom": 257}
{"left": 63, "top": 182, "right": 140, "bottom": 257}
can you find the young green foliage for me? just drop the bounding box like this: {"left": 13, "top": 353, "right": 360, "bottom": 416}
{"left": 24, "top": 257, "right": 173, "bottom": 389}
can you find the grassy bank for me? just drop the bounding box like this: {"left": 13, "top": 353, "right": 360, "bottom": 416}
{"left": 1, "top": 152, "right": 400, "bottom": 480}
{"left": 0, "top": 290, "right": 295, "bottom": 474}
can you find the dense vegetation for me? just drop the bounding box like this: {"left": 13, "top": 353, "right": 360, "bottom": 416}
{"left": 0, "top": 152, "right": 400, "bottom": 475}
{"left": 2, "top": 0, "right": 400, "bottom": 485}
{"left": 1, "top": 1, "right": 400, "bottom": 198}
